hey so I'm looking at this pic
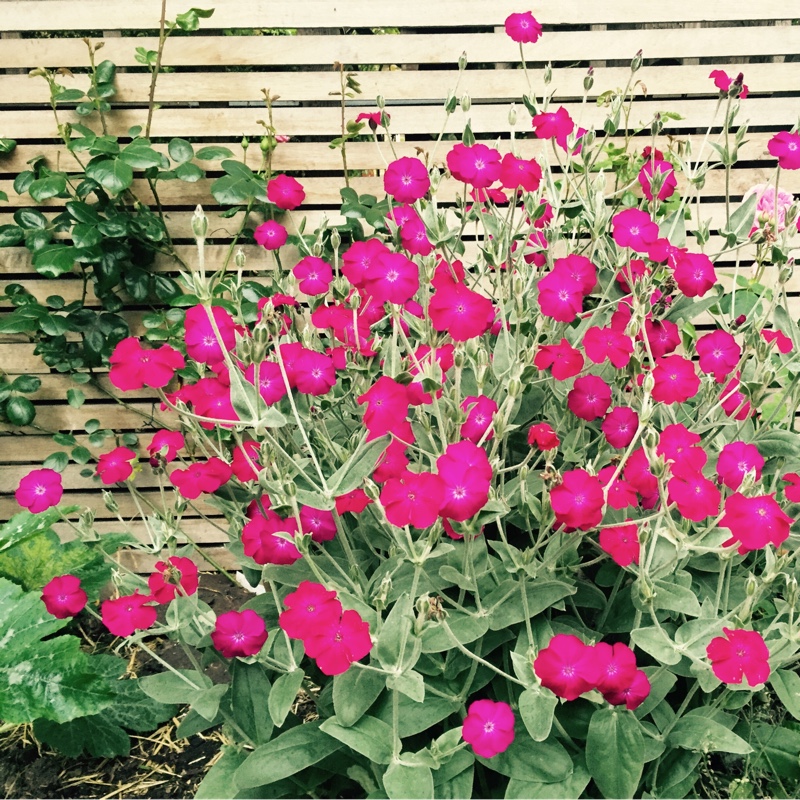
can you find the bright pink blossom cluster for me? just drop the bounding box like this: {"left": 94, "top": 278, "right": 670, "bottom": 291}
{"left": 534, "top": 634, "right": 651, "bottom": 710}
{"left": 279, "top": 581, "right": 372, "bottom": 675}
{"left": 706, "top": 628, "right": 770, "bottom": 686}
{"left": 461, "top": 699, "right": 516, "bottom": 758}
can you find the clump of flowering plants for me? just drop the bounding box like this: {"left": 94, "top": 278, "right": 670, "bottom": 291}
{"left": 9, "top": 17, "right": 800, "bottom": 800}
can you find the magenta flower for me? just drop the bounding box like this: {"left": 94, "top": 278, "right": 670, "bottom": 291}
{"left": 170, "top": 457, "right": 233, "bottom": 499}
{"left": 363, "top": 251, "right": 419, "bottom": 305}
{"left": 498, "top": 152, "right": 542, "bottom": 192}
{"left": 335, "top": 488, "right": 372, "bottom": 515}
{"left": 584, "top": 326, "right": 633, "bottom": 369}
{"left": 304, "top": 609, "right": 373, "bottom": 675}
{"left": 429, "top": 281, "right": 495, "bottom": 341}
{"left": 599, "top": 521, "right": 640, "bottom": 567}
{"left": 241, "top": 511, "right": 302, "bottom": 565}
{"left": 211, "top": 609, "right": 269, "bottom": 659}
{"left": 643, "top": 318, "right": 681, "bottom": 359}
{"left": 721, "top": 374, "right": 752, "bottom": 420}
{"left": 356, "top": 111, "right": 389, "bottom": 129}
{"left": 624, "top": 448, "right": 658, "bottom": 504}
{"left": 710, "top": 69, "right": 748, "bottom": 98}
{"left": 536, "top": 270, "right": 584, "bottom": 323}
{"left": 147, "top": 430, "right": 184, "bottom": 464}
{"left": 611, "top": 208, "right": 659, "bottom": 252}
{"left": 16, "top": 468, "right": 63, "bottom": 513}
{"left": 381, "top": 471, "right": 445, "bottom": 529}
{"left": 460, "top": 395, "right": 498, "bottom": 443}
{"left": 558, "top": 254, "right": 597, "bottom": 295}
{"left": 534, "top": 339, "right": 584, "bottom": 381}
{"left": 721, "top": 492, "right": 792, "bottom": 554}
{"left": 244, "top": 361, "right": 288, "bottom": 405}
{"left": 668, "top": 464, "right": 721, "bottom": 522}
{"left": 342, "top": 238, "right": 391, "bottom": 289}
{"left": 437, "top": 441, "right": 492, "bottom": 521}
{"left": 651, "top": 356, "right": 700, "bottom": 405}
{"left": 231, "top": 440, "right": 261, "bottom": 482}
{"left": 384, "top": 157, "right": 429, "bottom": 203}
{"left": 717, "top": 441, "right": 763, "bottom": 491}
{"left": 767, "top": 131, "right": 800, "bottom": 170}
{"left": 101, "top": 591, "right": 157, "bottom": 637}
{"left": 602, "top": 406, "right": 639, "bottom": 449}
{"left": 293, "top": 256, "right": 333, "bottom": 296}
{"left": 279, "top": 581, "right": 342, "bottom": 640}
{"left": 41, "top": 575, "right": 87, "bottom": 619}
{"left": 534, "top": 634, "right": 603, "bottom": 701}
{"left": 707, "top": 628, "right": 770, "bottom": 686}
{"left": 783, "top": 473, "right": 800, "bottom": 503}
{"left": 504, "top": 11, "right": 542, "bottom": 44}
{"left": 299, "top": 505, "right": 337, "bottom": 543}
{"left": 696, "top": 329, "right": 741, "bottom": 383}
{"left": 183, "top": 305, "right": 237, "bottom": 366}
{"left": 254, "top": 220, "right": 288, "bottom": 250}
{"left": 603, "top": 669, "right": 651, "bottom": 710}
{"left": 267, "top": 174, "right": 305, "bottom": 210}
{"left": 594, "top": 642, "right": 638, "bottom": 694}
{"left": 462, "top": 699, "right": 516, "bottom": 759}
{"left": 657, "top": 423, "right": 707, "bottom": 471}
{"left": 550, "top": 468, "right": 605, "bottom": 531}
{"left": 638, "top": 158, "right": 677, "bottom": 202}
{"left": 673, "top": 252, "right": 717, "bottom": 298}
{"left": 294, "top": 349, "right": 336, "bottom": 396}
{"left": 527, "top": 422, "right": 559, "bottom": 451}
{"left": 148, "top": 556, "right": 199, "bottom": 604}
{"left": 531, "top": 107, "right": 574, "bottom": 150}
{"left": 358, "top": 376, "right": 410, "bottom": 438}
{"left": 400, "top": 217, "right": 434, "bottom": 256}
{"left": 567, "top": 375, "right": 612, "bottom": 421}
{"left": 762, "top": 328, "right": 793, "bottom": 354}
{"left": 96, "top": 447, "right": 137, "bottom": 485}
{"left": 108, "top": 337, "right": 185, "bottom": 392}
{"left": 446, "top": 143, "right": 502, "bottom": 189}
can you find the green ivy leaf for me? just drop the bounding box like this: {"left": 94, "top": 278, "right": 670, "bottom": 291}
{"left": 43, "top": 451, "right": 69, "bottom": 472}
{"left": 195, "top": 146, "right": 234, "bottom": 161}
{"left": 168, "top": 138, "right": 194, "bottom": 164}
{"left": 6, "top": 396, "right": 35, "bottom": 426}
{"left": 32, "top": 244, "right": 78, "bottom": 278}
{"left": 28, "top": 174, "right": 67, "bottom": 203}
{"left": 175, "top": 161, "right": 204, "bottom": 182}
{"left": 0, "top": 225, "right": 25, "bottom": 246}
{"left": 11, "top": 375, "right": 41, "bottom": 394}
{"left": 85, "top": 156, "right": 134, "bottom": 195}
{"left": 66, "top": 388, "right": 85, "bottom": 408}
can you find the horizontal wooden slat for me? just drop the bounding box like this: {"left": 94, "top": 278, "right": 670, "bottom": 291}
{"left": 3, "top": 63, "right": 798, "bottom": 106}
{"left": 2, "top": 0, "right": 795, "bottom": 31}
{"left": 55, "top": 518, "right": 232, "bottom": 546}
{"left": 1, "top": 27, "right": 798, "bottom": 70}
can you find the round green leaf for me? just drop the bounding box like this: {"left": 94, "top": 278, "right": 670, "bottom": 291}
{"left": 168, "top": 138, "right": 194, "bottom": 164}
{"left": 85, "top": 157, "right": 134, "bottom": 196}
{"left": 0, "top": 225, "right": 24, "bottom": 247}
{"left": 5, "top": 396, "right": 35, "bottom": 426}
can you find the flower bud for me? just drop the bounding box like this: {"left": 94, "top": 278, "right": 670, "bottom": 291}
{"left": 458, "top": 51, "right": 468, "bottom": 72}
{"left": 631, "top": 49, "right": 643, "bottom": 73}
{"left": 260, "top": 135, "right": 273, "bottom": 154}
{"left": 543, "top": 63, "right": 552, "bottom": 85}
{"left": 461, "top": 93, "right": 471, "bottom": 113}
{"left": 284, "top": 481, "right": 296, "bottom": 497}
{"left": 376, "top": 94, "right": 385, "bottom": 109}
{"left": 745, "top": 574, "right": 758, "bottom": 596}
{"left": 445, "top": 90, "right": 458, "bottom": 115}
{"left": 330, "top": 227, "right": 341, "bottom": 251}
{"left": 642, "top": 372, "right": 655, "bottom": 395}
{"left": 584, "top": 67, "right": 594, "bottom": 93}
{"left": 234, "top": 248, "right": 246, "bottom": 269}
{"left": 192, "top": 205, "right": 208, "bottom": 240}
{"left": 241, "top": 136, "right": 249, "bottom": 151}
{"left": 363, "top": 481, "right": 381, "bottom": 501}
{"left": 508, "top": 104, "right": 517, "bottom": 127}
{"left": 507, "top": 378, "right": 521, "bottom": 398}
{"left": 102, "top": 490, "right": 118, "bottom": 514}
{"left": 779, "top": 263, "right": 794, "bottom": 285}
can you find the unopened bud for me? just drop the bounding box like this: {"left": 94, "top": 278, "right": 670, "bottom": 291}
{"left": 102, "top": 490, "right": 118, "bottom": 513}
{"left": 241, "top": 136, "right": 249, "bottom": 151}
{"left": 453, "top": 349, "right": 465, "bottom": 369}
{"left": 643, "top": 426, "right": 658, "bottom": 451}
{"left": 508, "top": 104, "right": 517, "bottom": 127}
{"left": 584, "top": 67, "right": 594, "bottom": 93}
{"left": 284, "top": 481, "right": 296, "bottom": 497}
{"left": 445, "top": 90, "right": 458, "bottom": 115}
{"left": 458, "top": 51, "right": 468, "bottom": 72}
{"left": 543, "top": 63, "right": 552, "bottom": 85}
{"left": 376, "top": 94, "right": 385, "bottom": 109}
{"left": 779, "top": 264, "right": 794, "bottom": 285}
{"left": 187, "top": 202, "right": 207, "bottom": 240}
{"left": 507, "top": 378, "right": 521, "bottom": 398}
{"left": 461, "top": 93, "right": 471, "bottom": 113}
{"left": 642, "top": 372, "right": 655, "bottom": 394}
{"left": 260, "top": 135, "right": 273, "bottom": 154}
{"left": 631, "top": 49, "right": 643, "bottom": 73}
{"left": 363, "top": 481, "right": 381, "bottom": 501}
{"left": 330, "top": 227, "right": 341, "bottom": 251}
{"left": 746, "top": 574, "right": 758, "bottom": 596}
{"left": 234, "top": 248, "right": 246, "bottom": 269}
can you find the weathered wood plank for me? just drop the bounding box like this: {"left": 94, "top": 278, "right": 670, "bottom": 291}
{"left": 1, "top": 27, "right": 798, "bottom": 70}
{"left": 1, "top": 0, "right": 794, "bottom": 32}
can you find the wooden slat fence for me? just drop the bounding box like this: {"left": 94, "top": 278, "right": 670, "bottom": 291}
{"left": 0, "top": 1, "right": 798, "bottom": 572}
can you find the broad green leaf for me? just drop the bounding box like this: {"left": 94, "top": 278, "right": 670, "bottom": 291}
{"left": 32, "top": 244, "right": 78, "bottom": 278}
{"left": 769, "top": 670, "right": 800, "bottom": 722}
{"left": 755, "top": 429, "right": 800, "bottom": 459}
{"left": 586, "top": 708, "right": 644, "bottom": 799}
{"left": 420, "top": 611, "right": 488, "bottom": 652}
{"left": 0, "top": 578, "right": 114, "bottom": 723}
{"left": 630, "top": 626, "right": 681, "bottom": 665}
{"left": 0, "top": 528, "right": 109, "bottom": 594}
{"left": 743, "top": 722, "right": 800, "bottom": 780}
{"left": 486, "top": 579, "right": 576, "bottom": 630}
{"left": 476, "top": 731, "right": 572, "bottom": 784}
{"left": 0, "top": 507, "right": 77, "bottom": 553}
{"left": 176, "top": 161, "right": 204, "bottom": 182}
{"left": 726, "top": 191, "right": 759, "bottom": 240}
{"left": 5, "top": 396, "right": 35, "bottom": 426}
{"left": 268, "top": 667, "right": 304, "bottom": 728}
{"left": 168, "top": 137, "right": 194, "bottom": 164}
{"left": 230, "top": 661, "right": 273, "bottom": 743}
{"left": 327, "top": 434, "right": 390, "bottom": 497}
{"left": 505, "top": 755, "right": 591, "bottom": 799}
{"left": 195, "top": 145, "right": 234, "bottom": 161}
{"left": 320, "top": 714, "right": 394, "bottom": 764}
{"left": 234, "top": 721, "right": 342, "bottom": 789}
{"left": 43, "top": 451, "right": 69, "bottom": 472}
{"left": 518, "top": 687, "right": 558, "bottom": 742}
{"left": 386, "top": 669, "right": 425, "bottom": 703}
{"left": 85, "top": 156, "right": 134, "bottom": 195}
{"left": 66, "top": 388, "right": 85, "bottom": 408}
{"left": 374, "top": 690, "right": 459, "bottom": 738}
{"left": 29, "top": 174, "right": 67, "bottom": 202}
{"left": 377, "top": 593, "right": 419, "bottom": 672}
{"left": 383, "top": 761, "right": 434, "bottom": 800}
{"left": 332, "top": 664, "right": 385, "bottom": 727}
{"left": 139, "top": 669, "right": 212, "bottom": 705}
{"left": 192, "top": 683, "right": 229, "bottom": 721}
{"left": 651, "top": 579, "right": 702, "bottom": 616}
{"left": 0, "top": 224, "right": 25, "bottom": 246}
{"left": 668, "top": 716, "right": 752, "bottom": 754}
{"left": 195, "top": 746, "right": 250, "bottom": 799}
